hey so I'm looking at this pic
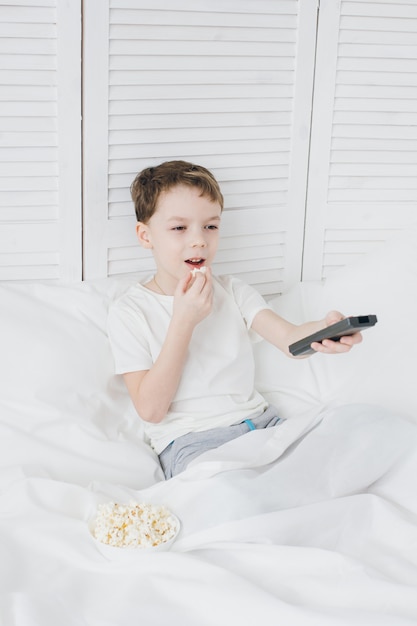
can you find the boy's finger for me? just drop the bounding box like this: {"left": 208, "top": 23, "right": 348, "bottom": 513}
{"left": 192, "top": 271, "right": 207, "bottom": 292}
{"left": 179, "top": 272, "right": 193, "bottom": 293}
{"left": 188, "top": 267, "right": 210, "bottom": 291}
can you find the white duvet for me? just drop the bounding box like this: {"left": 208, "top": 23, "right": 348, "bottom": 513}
{"left": 1, "top": 226, "right": 417, "bottom": 625}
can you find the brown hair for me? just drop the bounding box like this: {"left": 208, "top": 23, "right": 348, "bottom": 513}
{"left": 130, "top": 160, "right": 224, "bottom": 223}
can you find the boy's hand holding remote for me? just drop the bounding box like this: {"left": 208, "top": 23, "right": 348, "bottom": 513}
{"left": 288, "top": 311, "right": 378, "bottom": 357}
{"left": 311, "top": 310, "right": 363, "bottom": 354}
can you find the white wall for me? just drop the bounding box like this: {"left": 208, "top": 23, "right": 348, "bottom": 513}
{"left": 1, "top": 0, "right": 416, "bottom": 292}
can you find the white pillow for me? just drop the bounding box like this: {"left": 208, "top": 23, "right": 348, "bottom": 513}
{"left": 255, "top": 223, "right": 417, "bottom": 423}
{"left": 0, "top": 277, "right": 163, "bottom": 486}
{"left": 254, "top": 283, "right": 325, "bottom": 418}
{"left": 0, "top": 279, "right": 128, "bottom": 431}
{"left": 310, "top": 223, "right": 417, "bottom": 421}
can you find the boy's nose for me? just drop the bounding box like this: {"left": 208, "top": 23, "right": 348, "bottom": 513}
{"left": 190, "top": 238, "right": 207, "bottom": 248}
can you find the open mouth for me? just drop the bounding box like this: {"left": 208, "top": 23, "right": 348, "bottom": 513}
{"left": 185, "top": 258, "right": 205, "bottom": 268}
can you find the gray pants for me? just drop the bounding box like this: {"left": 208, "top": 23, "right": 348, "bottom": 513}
{"left": 159, "top": 405, "right": 284, "bottom": 479}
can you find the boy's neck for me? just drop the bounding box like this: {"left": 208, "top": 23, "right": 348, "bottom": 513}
{"left": 152, "top": 275, "right": 169, "bottom": 296}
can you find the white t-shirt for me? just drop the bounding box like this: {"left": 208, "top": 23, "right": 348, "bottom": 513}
{"left": 107, "top": 275, "right": 271, "bottom": 453}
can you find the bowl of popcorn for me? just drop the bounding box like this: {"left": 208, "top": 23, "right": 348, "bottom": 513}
{"left": 89, "top": 501, "right": 180, "bottom": 559}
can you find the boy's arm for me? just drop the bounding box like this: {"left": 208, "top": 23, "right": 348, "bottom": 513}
{"left": 123, "top": 317, "right": 193, "bottom": 423}
{"left": 251, "top": 308, "right": 362, "bottom": 358}
{"left": 123, "top": 270, "right": 212, "bottom": 423}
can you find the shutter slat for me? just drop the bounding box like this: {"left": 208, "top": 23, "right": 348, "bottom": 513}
{"left": 303, "top": 0, "right": 417, "bottom": 281}
{"left": 0, "top": 0, "right": 82, "bottom": 282}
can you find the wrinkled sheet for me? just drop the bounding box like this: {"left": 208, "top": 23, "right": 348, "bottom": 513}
{"left": 1, "top": 403, "right": 417, "bottom": 626}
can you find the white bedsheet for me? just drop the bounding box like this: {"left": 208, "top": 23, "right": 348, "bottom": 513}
{"left": 1, "top": 403, "right": 416, "bottom": 625}
{"left": 1, "top": 225, "right": 417, "bottom": 625}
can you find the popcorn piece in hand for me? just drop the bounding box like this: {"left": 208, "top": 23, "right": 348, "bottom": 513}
{"left": 191, "top": 266, "right": 207, "bottom": 277}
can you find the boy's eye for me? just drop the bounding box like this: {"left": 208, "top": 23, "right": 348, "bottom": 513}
{"left": 205, "top": 224, "right": 218, "bottom": 230}
{"left": 172, "top": 226, "right": 186, "bottom": 231}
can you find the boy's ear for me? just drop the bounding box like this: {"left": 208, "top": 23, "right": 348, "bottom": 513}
{"left": 136, "top": 222, "right": 153, "bottom": 248}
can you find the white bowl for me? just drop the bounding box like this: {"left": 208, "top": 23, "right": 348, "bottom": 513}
{"left": 88, "top": 503, "right": 181, "bottom": 560}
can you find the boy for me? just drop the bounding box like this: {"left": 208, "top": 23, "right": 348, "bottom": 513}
{"left": 107, "top": 160, "right": 362, "bottom": 479}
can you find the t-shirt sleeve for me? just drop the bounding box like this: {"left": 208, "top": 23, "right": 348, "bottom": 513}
{"left": 107, "top": 300, "right": 153, "bottom": 374}
{"left": 223, "top": 275, "right": 272, "bottom": 335}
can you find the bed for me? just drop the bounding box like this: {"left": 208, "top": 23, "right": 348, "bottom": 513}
{"left": 1, "top": 224, "right": 417, "bottom": 625}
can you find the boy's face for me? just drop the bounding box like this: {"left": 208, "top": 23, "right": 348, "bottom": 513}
{"left": 136, "top": 185, "right": 221, "bottom": 290}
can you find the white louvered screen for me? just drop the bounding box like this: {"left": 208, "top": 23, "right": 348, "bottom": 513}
{"left": 83, "top": 0, "right": 318, "bottom": 296}
{"left": 303, "top": 0, "right": 417, "bottom": 281}
{"left": 0, "top": 0, "right": 82, "bottom": 281}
